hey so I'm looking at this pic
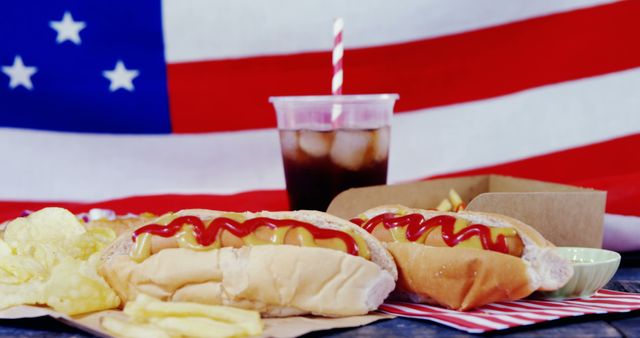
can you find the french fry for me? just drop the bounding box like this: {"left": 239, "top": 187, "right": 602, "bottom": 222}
{"left": 125, "top": 294, "right": 263, "bottom": 335}
{"left": 435, "top": 199, "right": 453, "bottom": 212}
{"left": 449, "top": 189, "right": 464, "bottom": 211}
{"left": 101, "top": 316, "right": 172, "bottom": 338}
{"left": 150, "top": 316, "right": 246, "bottom": 338}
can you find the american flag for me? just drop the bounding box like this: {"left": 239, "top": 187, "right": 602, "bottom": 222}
{"left": 1, "top": 1, "right": 639, "bottom": 250}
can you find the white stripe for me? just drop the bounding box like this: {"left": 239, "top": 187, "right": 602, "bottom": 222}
{"left": 332, "top": 43, "right": 343, "bottom": 64}
{"left": 590, "top": 297, "right": 640, "bottom": 303}
{"left": 381, "top": 306, "right": 481, "bottom": 333}
{"left": 564, "top": 300, "right": 635, "bottom": 310}
{"left": 444, "top": 314, "right": 509, "bottom": 330}
{"left": 1, "top": 68, "right": 639, "bottom": 201}
{"left": 596, "top": 291, "right": 640, "bottom": 299}
{"left": 487, "top": 303, "right": 580, "bottom": 316}
{"left": 488, "top": 314, "right": 533, "bottom": 325}
{"left": 532, "top": 301, "right": 608, "bottom": 313}
{"left": 0, "top": 128, "right": 283, "bottom": 201}
{"left": 162, "top": 0, "right": 614, "bottom": 63}
{"left": 482, "top": 309, "right": 558, "bottom": 320}
{"left": 389, "top": 67, "right": 640, "bottom": 182}
{"left": 398, "top": 302, "right": 531, "bottom": 322}
{"left": 382, "top": 304, "right": 495, "bottom": 332}
{"left": 333, "top": 17, "right": 344, "bottom": 37}
{"left": 331, "top": 69, "right": 343, "bottom": 92}
{"left": 504, "top": 302, "right": 597, "bottom": 314}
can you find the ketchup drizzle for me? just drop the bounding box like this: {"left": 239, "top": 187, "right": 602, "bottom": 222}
{"left": 133, "top": 216, "right": 359, "bottom": 256}
{"left": 352, "top": 213, "right": 509, "bottom": 254}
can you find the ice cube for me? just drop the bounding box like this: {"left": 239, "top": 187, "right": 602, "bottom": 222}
{"left": 330, "top": 130, "right": 372, "bottom": 170}
{"left": 279, "top": 130, "right": 299, "bottom": 160}
{"left": 299, "top": 130, "right": 331, "bottom": 158}
{"left": 373, "top": 127, "right": 390, "bottom": 162}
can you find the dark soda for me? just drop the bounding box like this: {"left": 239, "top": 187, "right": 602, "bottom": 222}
{"left": 279, "top": 127, "right": 389, "bottom": 211}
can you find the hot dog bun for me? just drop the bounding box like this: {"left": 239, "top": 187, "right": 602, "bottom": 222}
{"left": 99, "top": 209, "right": 397, "bottom": 317}
{"left": 355, "top": 205, "right": 573, "bottom": 311}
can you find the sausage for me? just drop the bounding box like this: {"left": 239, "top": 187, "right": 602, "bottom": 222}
{"left": 148, "top": 226, "right": 349, "bottom": 255}
{"left": 368, "top": 223, "right": 524, "bottom": 257}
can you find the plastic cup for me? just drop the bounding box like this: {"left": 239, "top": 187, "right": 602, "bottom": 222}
{"left": 269, "top": 94, "right": 399, "bottom": 211}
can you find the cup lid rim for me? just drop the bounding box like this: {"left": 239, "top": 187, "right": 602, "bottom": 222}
{"left": 269, "top": 93, "right": 399, "bottom": 103}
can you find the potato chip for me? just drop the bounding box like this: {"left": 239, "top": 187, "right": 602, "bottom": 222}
{"left": 0, "top": 239, "right": 11, "bottom": 256}
{"left": 0, "top": 282, "right": 43, "bottom": 309}
{"left": 0, "top": 255, "right": 45, "bottom": 284}
{"left": 4, "top": 207, "right": 85, "bottom": 247}
{"left": 43, "top": 254, "right": 120, "bottom": 315}
{"left": 0, "top": 207, "right": 122, "bottom": 315}
{"left": 14, "top": 243, "right": 66, "bottom": 273}
{"left": 66, "top": 227, "right": 116, "bottom": 260}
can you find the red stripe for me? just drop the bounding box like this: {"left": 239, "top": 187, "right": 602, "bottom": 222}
{"left": 167, "top": 1, "right": 640, "bottom": 132}
{"left": 380, "top": 304, "right": 497, "bottom": 331}
{"left": 480, "top": 304, "right": 534, "bottom": 313}
{"left": 598, "top": 289, "right": 640, "bottom": 296}
{"left": 384, "top": 301, "right": 450, "bottom": 313}
{"left": 333, "top": 29, "right": 343, "bottom": 95}
{"left": 585, "top": 299, "right": 640, "bottom": 306}
{"left": 380, "top": 308, "right": 480, "bottom": 332}
{"left": 563, "top": 301, "right": 635, "bottom": 311}
{"left": 525, "top": 300, "right": 607, "bottom": 313}
{"left": 0, "top": 190, "right": 288, "bottom": 223}
{"left": 484, "top": 302, "right": 582, "bottom": 315}
{"left": 427, "top": 313, "right": 504, "bottom": 331}
{"left": 390, "top": 302, "right": 455, "bottom": 314}
{"left": 596, "top": 290, "right": 640, "bottom": 298}
{"left": 572, "top": 297, "right": 640, "bottom": 306}
{"left": 487, "top": 313, "right": 545, "bottom": 325}
{"left": 397, "top": 303, "right": 521, "bottom": 327}
{"left": 480, "top": 304, "right": 559, "bottom": 320}
{"left": 432, "top": 133, "right": 640, "bottom": 216}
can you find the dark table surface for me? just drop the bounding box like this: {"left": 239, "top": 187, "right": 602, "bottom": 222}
{"left": 1, "top": 252, "right": 639, "bottom": 338}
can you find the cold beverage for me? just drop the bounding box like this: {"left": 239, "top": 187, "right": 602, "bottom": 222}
{"left": 270, "top": 94, "right": 398, "bottom": 211}
{"left": 279, "top": 127, "right": 389, "bottom": 210}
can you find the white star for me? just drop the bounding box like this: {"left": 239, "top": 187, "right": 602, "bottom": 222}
{"left": 50, "top": 12, "right": 86, "bottom": 45}
{"left": 2, "top": 56, "right": 37, "bottom": 90}
{"left": 103, "top": 61, "right": 139, "bottom": 92}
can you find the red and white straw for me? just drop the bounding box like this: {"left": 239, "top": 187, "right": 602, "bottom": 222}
{"left": 332, "top": 17, "right": 344, "bottom": 95}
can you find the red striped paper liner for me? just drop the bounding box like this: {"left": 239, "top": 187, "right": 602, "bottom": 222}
{"left": 379, "top": 289, "right": 640, "bottom": 333}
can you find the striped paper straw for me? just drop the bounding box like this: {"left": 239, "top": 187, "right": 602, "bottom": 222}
{"left": 332, "top": 17, "right": 344, "bottom": 95}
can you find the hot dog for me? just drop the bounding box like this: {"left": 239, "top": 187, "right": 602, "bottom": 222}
{"left": 358, "top": 212, "right": 525, "bottom": 257}
{"left": 351, "top": 205, "right": 573, "bottom": 311}
{"left": 129, "top": 211, "right": 373, "bottom": 262}
{"left": 99, "top": 209, "right": 397, "bottom": 317}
